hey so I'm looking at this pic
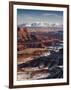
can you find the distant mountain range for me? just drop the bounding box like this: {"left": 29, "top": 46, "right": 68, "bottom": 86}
{"left": 18, "top": 22, "right": 63, "bottom": 28}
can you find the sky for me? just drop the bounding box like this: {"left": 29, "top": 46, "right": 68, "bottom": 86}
{"left": 17, "top": 9, "right": 63, "bottom": 26}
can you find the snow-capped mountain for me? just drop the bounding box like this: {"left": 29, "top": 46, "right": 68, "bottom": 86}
{"left": 18, "top": 22, "right": 63, "bottom": 28}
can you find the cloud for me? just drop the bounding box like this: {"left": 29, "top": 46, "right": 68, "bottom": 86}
{"left": 42, "top": 13, "right": 58, "bottom": 17}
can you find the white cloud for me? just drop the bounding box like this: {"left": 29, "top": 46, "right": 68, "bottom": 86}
{"left": 42, "top": 13, "right": 58, "bottom": 17}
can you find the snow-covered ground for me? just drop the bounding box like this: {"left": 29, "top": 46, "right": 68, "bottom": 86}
{"left": 17, "top": 67, "right": 49, "bottom": 80}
